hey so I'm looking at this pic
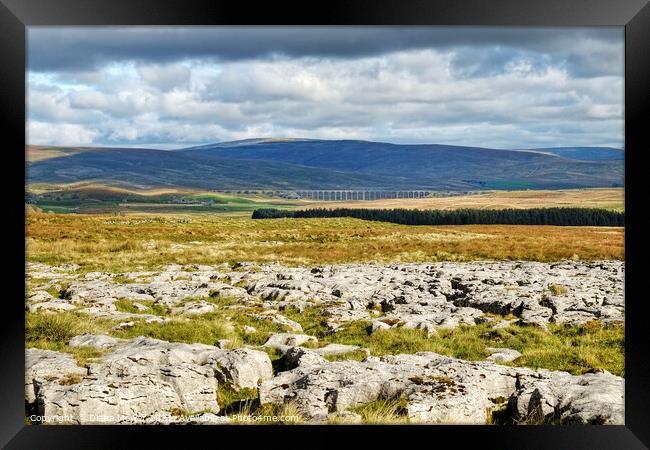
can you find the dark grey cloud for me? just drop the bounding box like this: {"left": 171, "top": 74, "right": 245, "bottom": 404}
{"left": 28, "top": 26, "right": 622, "bottom": 78}
{"left": 450, "top": 47, "right": 556, "bottom": 77}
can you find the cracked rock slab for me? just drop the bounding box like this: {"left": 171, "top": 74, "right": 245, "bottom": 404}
{"left": 259, "top": 352, "right": 624, "bottom": 424}
{"left": 509, "top": 369, "right": 624, "bottom": 424}
{"left": 26, "top": 348, "right": 88, "bottom": 404}
{"left": 27, "top": 337, "right": 273, "bottom": 424}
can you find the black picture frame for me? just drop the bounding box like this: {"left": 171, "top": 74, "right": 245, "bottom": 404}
{"left": 2, "top": 0, "right": 648, "bottom": 448}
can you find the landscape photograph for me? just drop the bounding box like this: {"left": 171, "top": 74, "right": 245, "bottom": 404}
{"left": 25, "top": 26, "right": 625, "bottom": 425}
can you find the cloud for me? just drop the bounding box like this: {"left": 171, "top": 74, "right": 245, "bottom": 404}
{"left": 28, "top": 26, "right": 623, "bottom": 75}
{"left": 28, "top": 121, "right": 100, "bottom": 145}
{"left": 138, "top": 63, "right": 191, "bottom": 91}
{"left": 26, "top": 27, "right": 624, "bottom": 149}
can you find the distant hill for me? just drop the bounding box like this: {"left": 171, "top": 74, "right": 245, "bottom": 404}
{"left": 26, "top": 146, "right": 406, "bottom": 190}
{"left": 26, "top": 145, "right": 104, "bottom": 162}
{"left": 526, "top": 147, "right": 624, "bottom": 161}
{"left": 26, "top": 139, "right": 624, "bottom": 191}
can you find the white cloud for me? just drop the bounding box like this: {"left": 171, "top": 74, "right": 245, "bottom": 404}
{"left": 138, "top": 63, "right": 191, "bottom": 91}
{"left": 26, "top": 46, "right": 624, "bottom": 149}
{"left": 28, "top": 121, "right": 100, "bottom": 145}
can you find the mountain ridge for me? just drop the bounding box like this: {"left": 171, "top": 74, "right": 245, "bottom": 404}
{"left": 26, "top": 139, "right": 624, "bottom": 191}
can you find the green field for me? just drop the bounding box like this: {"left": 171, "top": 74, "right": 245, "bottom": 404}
{"left": 26, "top": 184, "right": 301, "bottom": 215}
{"left": 26, "top": 183, "right": 625, "bottom": 215}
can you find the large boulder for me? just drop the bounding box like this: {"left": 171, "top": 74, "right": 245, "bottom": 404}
{"left": 34, "top": 337, "right": 220, "bottom": 424}
{"left": 28, "top": 337, "right": 270, "bottom": 424}
{"left": 508, "top": 370, "right": 624, "bottom": 424}
{"left": 208, "top": 348, "right": 273, "bottom": 390}
{"left": 277, "top": 347, "right": 327, "bottom": 371}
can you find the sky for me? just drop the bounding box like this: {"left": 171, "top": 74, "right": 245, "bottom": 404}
{"left": 27, "top": 26, "right": 624, "bottom": 150}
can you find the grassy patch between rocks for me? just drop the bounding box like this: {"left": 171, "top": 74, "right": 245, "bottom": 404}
{"left": 114, "top": 298, "right": 142, "bottom": 314}
{"left": 114, "top": 298, "right": 169, "bottom": 316}
{"left": 26, "top": 312, "right": 115, "bottom": 365}
{"left": 216, "top": 386, "right": 259, "bottom": 413}
{"left": 26, "top": 311, "right": 111, "bottom": 345}
{"left": 25, "top": 308, "right": 624, "bottom": 377}
{"left": 548, "top": 284, "right": 568, "bottom": 295}
{"left": 350, "top": 398, "right": 411, "bottom": 424}
{"left": 323, "top": 349, "right": 369, "bottom": 362}
{"left": 229, "top": 401, "right": 304, "bottom": 425}
{"left": 58, "top": 373, "right": 84, "bottom": 385}
{"left": 110, "top": 315, "right": 238, "bottom": 346}
{"left": 280, "top": 308, "right": 624, "bottom": 376}
{"left": 111, "top": 275, "right": 136, "bottom": 284}
{"left": 281, "top": 305, "right": 332, "bottom": 337}
{"left": 107, "top": 305, "right": 295, "bottom": 348}
{"left": 41, "top": 282, "right": 71, "bottom": 300}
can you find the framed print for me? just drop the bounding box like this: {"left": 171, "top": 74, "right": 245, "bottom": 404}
{"left": 1, "top": 0, "right": 649, "bottom": 448}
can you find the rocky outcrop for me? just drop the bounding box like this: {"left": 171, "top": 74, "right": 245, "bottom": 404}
{"left": 509, "top": 369, "right": 624, "bottom": 424}
{"left": 26, "top": 261, "right": 624, "bottom": 332}
{"left": 26, "top": 337, "right": 273, "bottom": 424}
{"left": 25, "top": 260, "right": 625, "bottom": 425}
{"left": 258, "top": 351, "right": 624, "bottom": 424}
{"left": 26, "top": 338, "right": 624, "bottom": 425}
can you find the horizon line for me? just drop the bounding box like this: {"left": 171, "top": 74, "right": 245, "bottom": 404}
{"left": 26, "top": 138, "right": 626, "bottom": 152}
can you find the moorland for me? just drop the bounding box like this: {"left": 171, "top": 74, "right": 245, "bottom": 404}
{"left": 24, "top": 141, "right": 625, "bottom": 425}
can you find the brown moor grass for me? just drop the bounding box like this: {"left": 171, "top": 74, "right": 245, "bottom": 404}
{"left": 26, "top": 212, "right": 623, "bottom": 272}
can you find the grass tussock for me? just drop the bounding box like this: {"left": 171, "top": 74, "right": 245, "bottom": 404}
{"left": 111, "top": 275, "right": 136, "bottom": 284}
{"left": 111, "top": 315, "right": 238, "bottom": 346}
{"left": 216, "top": 386, "right": 259, "bottom": 413}
{"left": 58, "top": 373, "right": 83, "bottom": 385}
{"left": 26, "top": 312, "right": 103, "bottom": 344}
{"left": 114, "top": 298, "right": 169, "bottom": 316}
{"left": 229, "top": 401, "right": 304, "bottom": 425}
{"left": 548, "top": 284, "right": 568, "bottom": 295}
{"left": 350, "top": 398, "right": 411, "bottom": 424}
{"left": 26, "top": 312, "right": 114, "bottom": 365}
{"left": 323, "top": 349, "right": 369, "bottom": 362}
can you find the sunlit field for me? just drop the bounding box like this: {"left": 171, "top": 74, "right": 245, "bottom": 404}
{"left": 304, "top": 188, "right": 624, "bottom": 212}
{"left": 26, "top": 212, "right": 624, "bottom": 272}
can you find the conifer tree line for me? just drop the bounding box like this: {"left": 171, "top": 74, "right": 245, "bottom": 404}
{"left": 251, "top": 207, "right": 624, "bottom": 226}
